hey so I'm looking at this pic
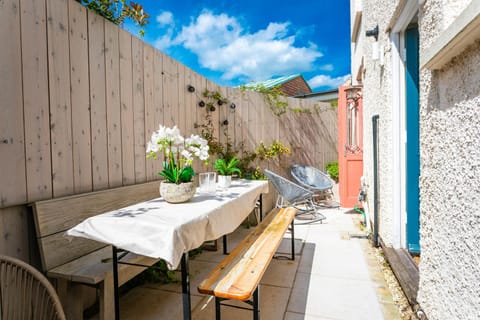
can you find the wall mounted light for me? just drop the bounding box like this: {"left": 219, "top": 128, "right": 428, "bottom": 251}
{"left": 187, "top": 85, "right": 195, "bottom": 92}
{"left": 365, "top": 25, "right": 378, "bottom": 40}
{"left": 198, "top": 101, "right": 205, "bottom": 107}
{"left": 223, "top": 120, "right": 229, "bottom": 126}
{"left": 209, "top": 106, "right": 216, "bottom": 112}
{"left": 366, "top": 25, "right": 380, "bottom": 61}
{"left": 230, "top": 103, "right": 236, "bottom": 109}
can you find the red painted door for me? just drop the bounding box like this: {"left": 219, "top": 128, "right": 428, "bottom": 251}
{"left": 338, "top": 85, "right": 363, "bottom": 208}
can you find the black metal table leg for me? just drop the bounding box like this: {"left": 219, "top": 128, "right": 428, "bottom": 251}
{"left": 112, "top": 246, "right": 120, "bottom": 320}
{"left": 181, "top": 253, "right": 191, "bottom": 320}
{"left": 290, "top": 220, "right": 295, "bottom": 260}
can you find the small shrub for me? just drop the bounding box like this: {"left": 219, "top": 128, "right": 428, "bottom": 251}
{"left": 325, "top": 162, "right": 339, "bottom": 182}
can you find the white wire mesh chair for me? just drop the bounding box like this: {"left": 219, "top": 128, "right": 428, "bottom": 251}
{"left": 290, "top": 165, "right": 339, "bottom": 208}
{"left": 0, "top": 255, "right": 66, "bottom": 320}
{"left": 264, "top": 169, "right": 326, "bottom": 224}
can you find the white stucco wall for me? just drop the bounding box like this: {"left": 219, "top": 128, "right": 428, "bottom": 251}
{"left": 358, "top": 0, "right": 399, "bottom": 246}
{"left": 354, "top": 0, "right": 480, "bottom": 319}
{"left": 418, "top": 1, "right": 480, "bottom": 319}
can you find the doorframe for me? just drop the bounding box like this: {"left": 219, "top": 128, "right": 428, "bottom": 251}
{"left": 390, "top": 1, "right": 419, "bottom": 249}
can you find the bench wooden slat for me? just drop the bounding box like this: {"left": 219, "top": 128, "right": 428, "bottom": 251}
{"left": 32, "top": 181, "right": 160, "bottom": 271}
{"left": 32, "top": 181, "right": 160, "bottom": 237}
{"left": 39, "top": 233, "right": 106, "bottom": 271}
{"left": 48, "top": 246, "right": 159, "bottom": 285}
{"left": 198, "top": 207, "right": 296, "bottom": 301}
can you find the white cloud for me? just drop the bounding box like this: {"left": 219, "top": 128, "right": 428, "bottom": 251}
{"left": 154, "top": 11, "right": 175, "bottom": 50}
{"left": 156, "top": 11, "right": 174, "bottom": 25}
{"left": 319, "top": 64, "right": 334, "bottom": 71}
{"left": 308, "top": 74, "right": 350, "bottom": 89}
{"left": 161, "top": 10, "right": 322, "bottom": 81}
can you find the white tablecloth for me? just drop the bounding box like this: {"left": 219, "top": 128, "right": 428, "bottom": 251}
{"left": 66, "top": 180, "right": 268, "bottom": 269}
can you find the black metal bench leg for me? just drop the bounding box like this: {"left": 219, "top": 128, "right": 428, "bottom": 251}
{"left": 215, "top": 297, "right": 221, "bottom": 320}
{"left": 290, "top": 220, "right": 295, "bottom": 260}
{"left": 181, "top": 253, "right": 191, "bottom": 320}
{"left": 253, "top": 287, "right": 260, "bottom": 320}
{"left": 112, "top": 246, "right": 120, "bottom": 320}
{"left": 223, "top": 235, "right": 228, "bottom": 255}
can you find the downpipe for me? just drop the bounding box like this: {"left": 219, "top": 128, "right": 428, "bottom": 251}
{"left": 372, "top": 114, "right": 380, "bottom": 247}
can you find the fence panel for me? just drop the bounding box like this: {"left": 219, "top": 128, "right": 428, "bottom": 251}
{"left": 119, "top": 29, "right": 135, "bottom": 185}
{"left": 21, "top": 0, "right": 52, "bottom": 202}
{"left": 69, "top": 1, "right": 92, "bottom": 194}
{"left": 0, "top": 0, "right": 338, "bottom": 263}
{"left": 47, "top": 0, "right": 74, "bottom": 197}
{"left": 105, "top": 21, "right": 123, "bottom": 187}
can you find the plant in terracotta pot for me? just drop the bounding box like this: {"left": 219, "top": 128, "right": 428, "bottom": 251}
{"left": 146, "top": 125, "right": 209, "bottom": 203}
{"left": 214, "top": 157, "right": 242, "bottom": 189}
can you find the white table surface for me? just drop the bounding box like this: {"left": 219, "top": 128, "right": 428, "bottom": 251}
{"left": 66, "top": 179, "right": 268, "bottom": 269}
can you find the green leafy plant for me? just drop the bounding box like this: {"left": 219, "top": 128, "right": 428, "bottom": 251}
{"left": 146, "top": 125, "right": 209, "bottom": 184}
{"left": 214, "top": 157, "right": 242, "bottom": 176}
{"left": 240, "top": 84, "right": 289, "bottom": 116}
{"left": 194, "top": 90, "right": 291, "bottom": 179}
{"left": 325, "top": 162, "right": 339, "bottom": 182}
{"left": 79, "top": 0, "right": 149, "bottom": 36}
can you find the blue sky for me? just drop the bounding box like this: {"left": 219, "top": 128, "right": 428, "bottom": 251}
{"left": 125, "top": 0, "right": 351, "bottom": 91}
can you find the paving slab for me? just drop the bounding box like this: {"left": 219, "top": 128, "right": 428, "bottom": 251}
{"left": 100, "top": 205, "right": 402, "bottom": 320}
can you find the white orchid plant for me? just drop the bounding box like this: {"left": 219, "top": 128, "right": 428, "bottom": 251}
{"left": 146, "top": 125, "right": 209, "bottom": 184}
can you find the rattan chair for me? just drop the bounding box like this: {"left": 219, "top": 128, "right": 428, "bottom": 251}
{"left": 290, "top": 164, "right": 339, "bottom": 208}
{"left": 0, "top": 255, "right": 66, "bottom": 320}
{"left": 264, "top": 169, "right": 326, "bottom": 224}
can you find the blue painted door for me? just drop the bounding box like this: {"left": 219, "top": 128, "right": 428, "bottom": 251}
{"left": 405, "top": 25, "right": 420, "bottom": 254}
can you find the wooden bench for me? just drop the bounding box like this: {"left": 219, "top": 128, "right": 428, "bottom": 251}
{"left": 198, "top": 207, "right": 297, "bottom": 320}
{"left": 32, "top": 181, "right": 161, "bottom": 320}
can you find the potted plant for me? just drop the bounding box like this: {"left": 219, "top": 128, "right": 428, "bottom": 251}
{"left": 146, "top": 125, "right": 209, "bottom": 203}
{"left": 214, "top": 157, "right": 242, "bottom": 189}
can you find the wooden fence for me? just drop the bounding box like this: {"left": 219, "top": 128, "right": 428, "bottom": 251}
{"left": 0, "top": 0, "right": 337, "bottom": 263}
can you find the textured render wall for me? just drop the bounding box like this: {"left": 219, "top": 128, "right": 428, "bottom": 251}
{"left": 360, "top": 0, "right": 399, "bottom": 246}
{"left": 418, "top": 1, "right": 480, "bottom": 319}
{"left": 350, "top": 0, "right": 364, "bottom": 85}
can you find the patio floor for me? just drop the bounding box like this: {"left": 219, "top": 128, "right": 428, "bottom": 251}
{"left": 97, "top": 203, "right": 402, "bottom": 320}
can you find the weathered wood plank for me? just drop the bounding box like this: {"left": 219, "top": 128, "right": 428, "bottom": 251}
{"left": 132, "top": 36, "right": 146, "bottom": 183}
{"left": 383, "top": 246, "right": 419, "bottom": 305}
{"left": 33, "top": 181, "right": 160, "bottom": 270}
{"left": 47, "top": 0, "right": 74, "bottom": 198}
{"left": 48, "top": 246, "right": 158, "bottom": 285}
{"left": 192, "top": 71, "right": 206, "bottom": 173}
{"left": 69, "top": 0, "right": 92, "bottom": 194}
{"left": 152, "top": 51, "right": 164, "bottom": 176}
{"left": 20, "top": 0, "right": 52, "bottom": 202}
{"left": 143, "top": 45, "right": 156, "bottom": 181}
{"left": 226, "top": 87, "right": 238, "bottom": 144}
{"left": 162, "top": 54, "right": 179, "bottom": 127}
{"left": 105, "top": 21, "right": 123, "bottom": 187}
{"left": 183, "top": 67, "right": 195, "bottom": 137}
{"left": 0, "top": 206, "right": 29, "bottom": 261}
{"left": 39, "top": 232, "right": 106, "bottom": 271}
{"left": 198, "top": 207, "right": 296, "bottom": 300}
{"left": 118, "top": 29, "right": 135, "bottom": 185}
{"left": 178, "top": 64, "right": 187, "bottom": 134}
{"left": 0, "top": 0, "right": 26, "bottom": 207}
{"left": 33, "top": 180, "right": 160, "bottom": 237}
{"left": 88, "top": 11, "right": 109, "bottom": 190}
